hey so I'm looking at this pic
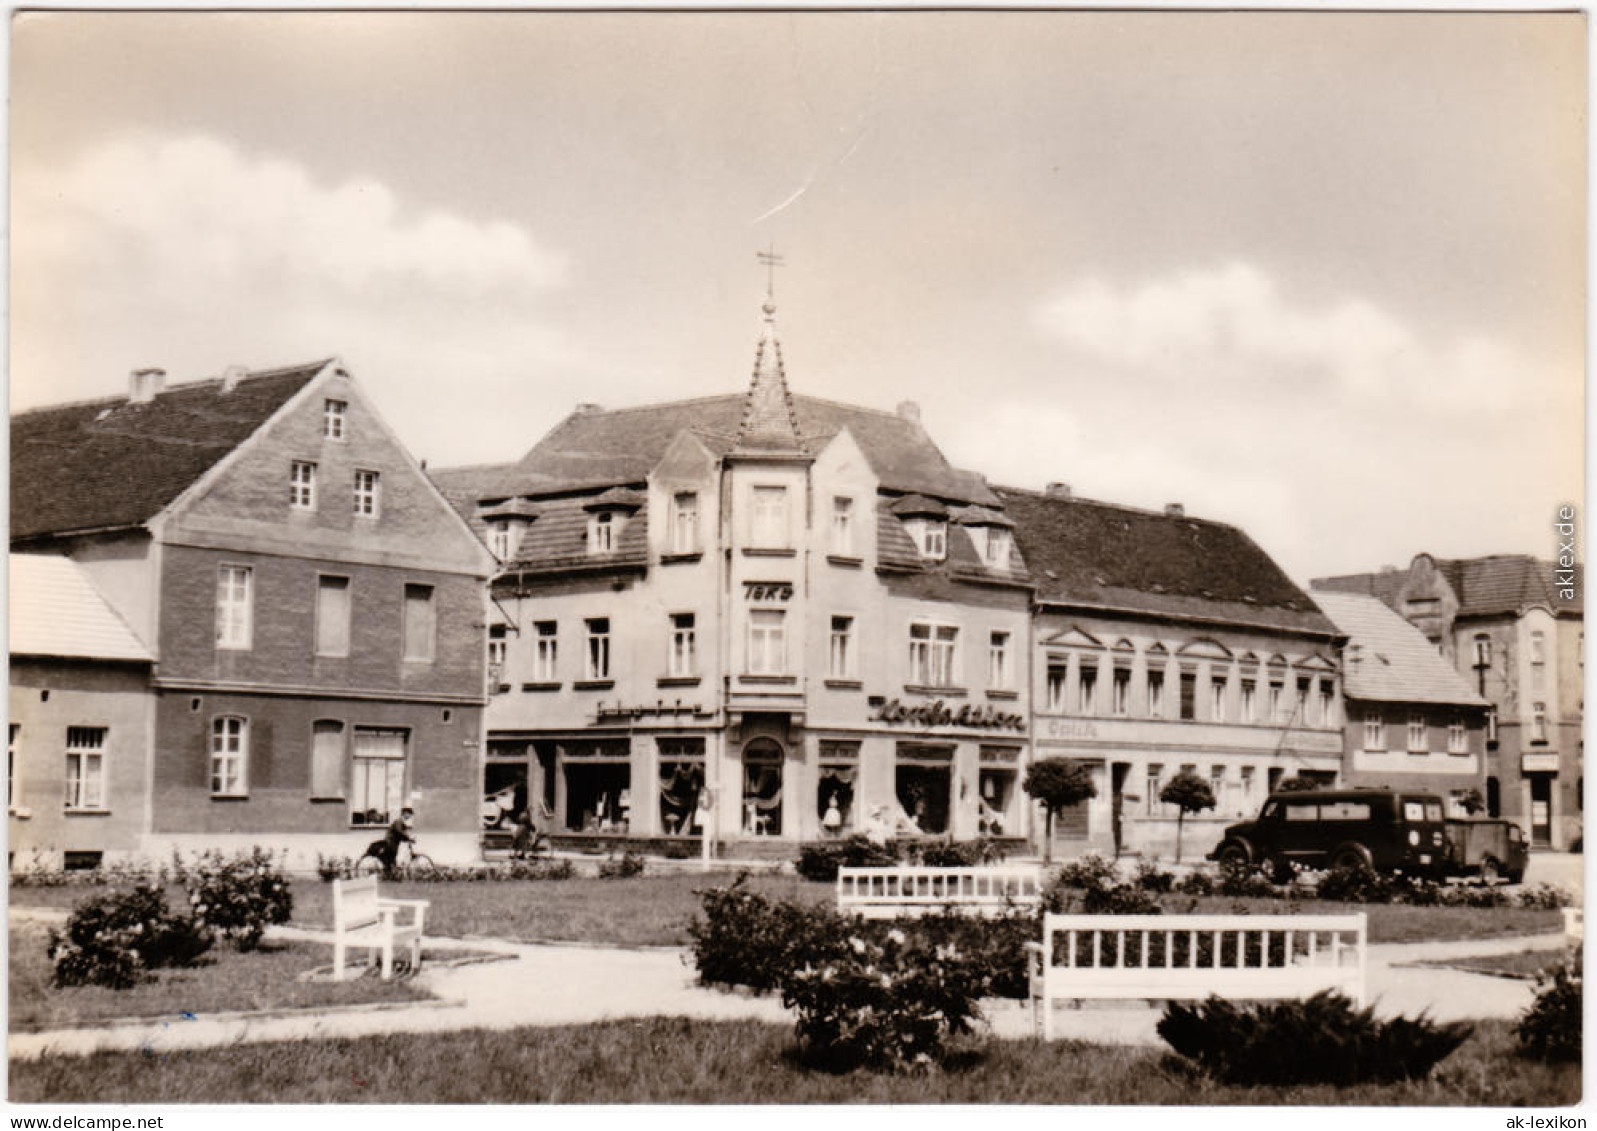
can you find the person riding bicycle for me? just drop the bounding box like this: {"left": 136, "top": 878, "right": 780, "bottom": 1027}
{"left": 367, "top": 806, "right": 416, "bottom": 877}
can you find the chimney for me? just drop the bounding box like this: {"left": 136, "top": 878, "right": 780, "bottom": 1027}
{"left": 128, "top": 367, "right": 166, "bottom": 404}
{"left": 896, "top": 400, "right": 921, "bottom": 424}
{"left": 1164, "top": 502, "right": 1184, "bottom": 517}
{"left": 574, "top": 403, "right": 603, "bottom": 416}
{"left": 220, "top": 364, "right": 249, "bottom": 394}
{"left": 1045, "top": 482, "right": 1072, "bottom": 499}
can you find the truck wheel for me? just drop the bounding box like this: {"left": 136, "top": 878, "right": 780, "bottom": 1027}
{"left": 1217, "top": 841, "right": 1252, "bottom": 869}
{"left": 1478, "top": 857, "right": 1502, "bottom": 885}
{"left": 1331, "top": 844, "right": 1374, "bottom": 874}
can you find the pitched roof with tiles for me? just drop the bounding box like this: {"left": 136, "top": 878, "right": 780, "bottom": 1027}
{"left": 9, "top": 553, "right": 154, "bottom": 662}
{"left": 497, "top": 494, "right": 648, "bottom": 573}
{"left": 1314, "top": 554, "right": 1583, "bottom": 618}
{"left": 995, "top": 487, "right": 1337, "bottom": 636}
{"left": 731, "top": 305, "right": 807, "bottom": 457}
{"left": 1311, "top": 591, "right": 1488, "bottom": 707}
{"left": 11, "top": 361, "right": 329, "bottom": 541}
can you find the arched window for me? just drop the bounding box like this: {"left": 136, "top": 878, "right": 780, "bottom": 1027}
{"left": 742, "top": 738, "right": 783, "bottom": 836}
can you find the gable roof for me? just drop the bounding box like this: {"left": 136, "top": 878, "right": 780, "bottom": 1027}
{"left": 11, "top": 361, "right": 329, "bottom": 542}
{"left": 995, "top": 486, "right": 1336, "bottom": 637}
{"left": 447, "top": 393, "right": 999, "bottom": 506}
{"left": 1314, "top": 554, "right": 1583, "bottom": 618}
{"left": 8, "top": 553, "right": 154, "bottom": 662}
{"left": 1312, "top": 590, "right": 1489, "bottom": 707}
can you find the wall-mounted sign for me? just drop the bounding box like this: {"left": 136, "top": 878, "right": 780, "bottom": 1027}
{"left": 596, "top": 700, "right": 715, "bottom": 723}
{"left": 1521, "top": 752, "right": 1561, "bottom": 773}
{"left": 871, "top": 697, "right": 1026, "bottom": 733}
{"left": 744, "top": 582, "right": 794, "bottom": 602}
{"left": 1044, "top": 719, "right": 1099, "bottom": 740}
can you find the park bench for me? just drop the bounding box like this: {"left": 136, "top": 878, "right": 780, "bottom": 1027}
{"left": 836, "top": 865, "right": 1042, "bottom": 919}
{"left": 331, "top": 875, "right": 430, "bottom": 981}
{"left": 1026, "top": 912, "right": 1367, "bottom": 1040}
{"left": 1563, "top": 906, "right": 1583, "bottom": 946}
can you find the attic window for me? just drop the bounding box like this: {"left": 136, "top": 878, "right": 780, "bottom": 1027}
{"left": 323, "top": 399, "right": 347, "bottom": 440}
{"left": 982, "top": 528, "right": 1011, "bottom": 568}
{"left": 491, "top": 520, "right": 527, "bottom": 560}
{"left": 588, "top": 511, "right": 618, "bottom": 554}
{"left": 907, "top": 518, "right": 947, "bottom": 561}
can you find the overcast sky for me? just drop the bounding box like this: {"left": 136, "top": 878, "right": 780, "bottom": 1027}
{"left": 10, "top": 11, "right": 1585, "bottom": 583}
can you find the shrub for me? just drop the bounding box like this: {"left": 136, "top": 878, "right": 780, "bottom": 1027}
{"left": 1216, "top": 857, "right": 1278, "bottom": 898}
{"left": 915, "top": 837, "right": 1008, "bottom": 868}
{"left": 1436, "top": 884, "right": 1510, "bottom": 908}
{"left": 1158, "top": 990, "right": 1473, "bottom": 1086}
{"left": 183, "top": 847, "right": 293, "bottom": 951}
{"left": 1516, "top": 883, "right": 1574, "bottom": 910}
{"left": 1133, "top": 857, "right": 1175, "bottom": 893}
{"left": 689, "top": 876, "right": 845, "bottom": 994}
{"left": 596, "top": 852, "right": 646, "bottom": 879}
{"left": 1174, "top": 868, "right": 1215, "bottom": 896}
{"left": 908, "top": 909, "right": 1037, "bottom": 1000}
{"left": 794, "top": 835, "right": 900, "bottom": 883}
{"left": 1044, "top": 854, "right": 1163, "bottom": 915}
{"left": 48, "top": 884, "right": 212, "bottom": 989}
{"left": 1314, "top": 864, "right": 1394, "bottom": 904}
{"left": 315, "top": 854, "right": 356, "bottom": 882}
{"left": 1516, "top": 954, "right": 1582, "bottom": 1063}
{"left": 783, "top": 926, "right": 987, "bottom": 1072}
{"left": 1053, "top": 852, "right": 1118, "bottom": 891}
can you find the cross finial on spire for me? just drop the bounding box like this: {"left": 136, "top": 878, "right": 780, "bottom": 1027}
{"left": 757, "top": 244, "right": 785, "bottom": 310}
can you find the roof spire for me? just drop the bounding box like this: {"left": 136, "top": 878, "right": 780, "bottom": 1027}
{"left": 732, "top": 247, "right": 807, "bottom": 457}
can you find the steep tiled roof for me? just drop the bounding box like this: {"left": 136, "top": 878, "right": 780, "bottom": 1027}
{"left": 471, "top": 394, "right": 998, "bottom": 506}
{"left": 731, "top": 306, "right": 807, "bottom": 456}
{"left": 996, "top": 486, "right": 1336, "bottom": 636}
{"left": 11, "top": 362, "right": 328, "bottom": 541}
{"left": 1314, "top": 554, "right": 1583, "bottom": 618}
{"left": 1312, "top": 591, "right": 1488, "bottom": 707}
{"left": 499, "top": 495, "right": 648, "bottom": 573}
{"left": 8, "top": 554, "right": 154, "bottom": 661}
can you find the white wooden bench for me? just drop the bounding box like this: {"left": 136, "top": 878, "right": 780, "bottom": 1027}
{"left": 836, "top": 865, "right": 1042, "bottom": 919}
{"left": 331, "top": 875, "right": 430, "bottom": 981}
{"left": 1563, "top": 906, "right": 1583, "bottom": 945}
{"left": 1027, "top": 912, "right": 1367, "bottom": 1040}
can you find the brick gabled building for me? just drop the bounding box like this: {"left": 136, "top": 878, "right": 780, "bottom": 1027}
{"left": 995, "top": 486, "right": 1346, "bottom": 858}
{"left": 1314, "top": 553, "right": 1583, "bottom": 847}
{"left": 435, "top": 300, "right": 1035, "bottom": 851}
{"left": 10, "top": 360, "right": 495, "bottom": 867}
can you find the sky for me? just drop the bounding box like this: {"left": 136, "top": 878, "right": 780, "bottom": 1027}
{"left": 9, "top": 10, "right": 1586, "bottom": 584}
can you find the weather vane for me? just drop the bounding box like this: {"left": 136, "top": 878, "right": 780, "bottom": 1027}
{"left": 757, "top": 244, "right": 785, "bottom": 303}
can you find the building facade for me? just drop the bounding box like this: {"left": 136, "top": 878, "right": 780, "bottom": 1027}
{"left": 10, "top": 360, "right": 495, "bottom": 867}
{"left": 1314, "top": 554, "right": 1583, "bottom": 848}
{"left": 436, "top": 302, "right": 1036, "bottom": 852}
{"left": 1311, "top": 590, "right": 1489, "bottom": 811}
{"left": 998, "top": 486, "right": 1346, "bottom": 859}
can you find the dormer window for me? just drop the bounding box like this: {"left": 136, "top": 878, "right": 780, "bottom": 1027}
{"left": 491, "top": 521, "right": 527, "bottom": 561}
{"left": 910, "top": 519, "right": 947, "bottom": 561}
{"left": 983, "top": 528, "right": 1011, "bottom": 567}
{"left": 672, "top": 493, "right": 699, "bottom": 554}
{"left": 589, "top": 511, "right": 616, "bottom": 554}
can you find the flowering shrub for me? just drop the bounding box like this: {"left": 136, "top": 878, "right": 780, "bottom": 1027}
{"left": 1044, "top": 856, "right": 1162, "bottom": 915}
{"left": 1159, "top": 990, "right": 1473, "bottom": 1085}
{"left": 1174, "top": 869, "right": 1215, "bottom": 896}
{"left": 183, "top": 847, "right": 292, "bottom": 951}
{"left": 1133, "top": 857, "right": 1176, "bottom": 893}
{"left": 1516, "top": 952, "right": 1581, "bottom": 1063}
{"left": 794, "top": 835, "right": 901, "bottom": 882}
{"left": 783, "top": 927, "right": 987, "bottom": 1072}
{"left": 915, "top": 837, "right": 1009, "bottom": 868}
{"left": 48, "top": 884, "right": 211, "bottom": 989}
{"left": 1052, "top": 852, "right": 1118, "bottom": 891}
{"left": 597, "top": 851, "right": 646, "bottom": 879}
{"left": 1516, "top": 883, "right": 1574, "bottom": 911}
{"left": 316, "top": 854, "right": 356, "bottom": 882}
{"left": 689, "top": 876, "right": 844, "bottom": 993}
{"left": 1216, "top": 857, "right": 1280, "bottom": 898}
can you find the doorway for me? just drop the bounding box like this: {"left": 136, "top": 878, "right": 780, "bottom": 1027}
{"left": 1530, "top": 775, "right": 1553, "bottom": 846}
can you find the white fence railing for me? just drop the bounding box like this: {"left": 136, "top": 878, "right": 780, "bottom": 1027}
{"left": 836, "top": 865, "right": 1043, "bottom": 919}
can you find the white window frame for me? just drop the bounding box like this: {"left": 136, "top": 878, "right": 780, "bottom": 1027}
{"left": 588, "top": 511, "right": 616, "bottom": 554}
{"left": 669, "top": 613, "right": 698, "bottom": 677}
{"left": 1046, "top": 665, "right": 1067, "bottom": 712}
{"left": 1319, "top": 679, "right": 1336, "bottom": 727}
{"left": 1364, "top": 713, "right": 1386, "bottom": 751}
{"left": 1407, "top": 715, "right": 1428, "bottom": 753}
{"left": 988, "top": 631, "right": 1012, "bottom": 690}
{"left": 830, "top": 615, "right": 855, "bottom": 679}
{"left": 1148, "top": 669, "right": 1166, "bottom": 718}
{"left": 350, "top": 727, "right": 408, "bottom": 827}
{"left": 1448, "top": 719, "right": 1468, "bottom": 754}
{"left": 491, "top": 523, "right": 514, "bottom": 560}
{"left": 1111, "top": 667, "right": 1130, "bottom": 716}
{"left": 747, "top": 609, "right": 787, "bottom": 675}
{"left": 1240, "top": 678, "right": 1257, "bottom": 722}
{"left": 1532, "top": 702, "right": 1548, "bottom": 742}
{"left": 910, "top": 519, "right": 947, "bottom": 561}
{"left": 534, "top": 622, "right": 558, "bottom": 682}
{"left": 1076, "top": 662, "right": 1098, "bottom": 715}
{"left": 909, "top": 621, "right": 958, "bottom": 687}
{"left": 64, "top": 726, "right": 107, "bottom": 811}
{"left": 586, "top": 618, "right": 612, "bottom": 680}
{"left": 353, "top": 469, "right": 381, "bottom": 519}
{"left": 487, "top": 624, "right": 508, "bottom": 670}
{"left": 751, "top": 486, "right": 789, "bottom": 549}
{"left": 984, "top": 527, "right": 1012, "bottom": 568}
{"left": 290, "top": 460, "right": 317, "bottom": 510}
{"left": 671, "top": 493, "right": 699, "bottom": 554}
{"left": 1210, "top": 675, "right": 1227, "bottom": 721}
{"left": 403, "top": 584, "right": 436, "bottom": 663}
{"left": 830, "top": 497, "right": 854, "bottom": 556}
{"left": 216, "top": 564, "right": 253, "bottom": 651}
{"left": 1473, "top": 634, "right": 1492, "bottom": 667}
{"left": 210, "top": 716, "right": 248, "bottom": 797}
{"left": 323, "top": 399, "right": 347, "bottom": 440}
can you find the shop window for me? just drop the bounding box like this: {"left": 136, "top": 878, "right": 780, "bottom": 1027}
{"left": 895, "top": 744, "right": 952, "bottom": 835}
{"left": 657, "top": 738, "right": 705, "bottom": 836}
{"left": 350, "top": 728, "right": 407, "bottom": 826}
{"left": 742, "top": 739, "right": 783, "bottom": 836}
{"left": 562, "top": 740, "right": 630, "bottom": 832}
{"left": 979, "top": 746, "right": 1020, "bottom": 836}
{"left": 818, "top": 741, "right": 859, "bottom": 836}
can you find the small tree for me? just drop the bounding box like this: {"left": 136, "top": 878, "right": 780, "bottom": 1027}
{"left": 1276, "top": 776, "right": 1321, "bottom": 794}
{"left": 1023, "top": 758, "right": 1098, "bottom": 864}
{"left": 1160, "top": 770, "right": 1217, "bottom": 863}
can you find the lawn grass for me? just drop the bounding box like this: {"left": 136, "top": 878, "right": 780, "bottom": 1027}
{"left": 8, "top": 1016, "right": 1577, "bottom": 1105}
{"left": 8, "top": 922, "right": 435, "bottom": 1032}
{"left": 12, "top": 872, "right": 1562, "bottom": 947}
{"left": 1409, "top": 948, "right": 1571, "bottom": 981}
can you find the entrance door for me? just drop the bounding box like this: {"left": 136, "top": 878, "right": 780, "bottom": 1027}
{"left": 742, "top": 738, "right": 784, "bottom": 836}
{"left": 1530, "top": 776, "right": 1553, "bottom": 846}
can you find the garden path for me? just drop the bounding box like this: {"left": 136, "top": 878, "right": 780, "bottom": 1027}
{"left": 7, "top": 911, "right": 1569, "bottom": 1060}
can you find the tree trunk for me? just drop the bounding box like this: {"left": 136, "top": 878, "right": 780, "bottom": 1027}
{"left": 1043, "top": 808, "right": 1054, "bottom": 864}
{"left": 1174, "top": 810, "right": 1185, "bottom": 863}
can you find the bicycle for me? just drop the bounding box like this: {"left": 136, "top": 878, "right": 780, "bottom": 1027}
{"left": 357, "top": 838, "right": 439, "bottom": 881}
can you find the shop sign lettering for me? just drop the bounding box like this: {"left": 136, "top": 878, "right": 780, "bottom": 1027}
{"left": 1045, "top": 719, "right": 1099, "bottom": 740}
{"left": 596, "top": 700, "right": 712, "bottom": 723}
{"left": 871, "top": 697, "right": 1026, "bottom": 733}
{"left": 744, "top": 582, "right": 793, "bottom": 602}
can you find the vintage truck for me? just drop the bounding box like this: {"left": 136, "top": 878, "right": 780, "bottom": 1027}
{"left": 1443, "top": 817, "right": 1529, "bottom": 883}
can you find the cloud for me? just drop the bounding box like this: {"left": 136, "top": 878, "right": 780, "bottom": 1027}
{"left": 1030, "top": 261, "right": 1544, "bottom": 415}
{"left": 13, "top": 132, "right": 584, "bottom": 464}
